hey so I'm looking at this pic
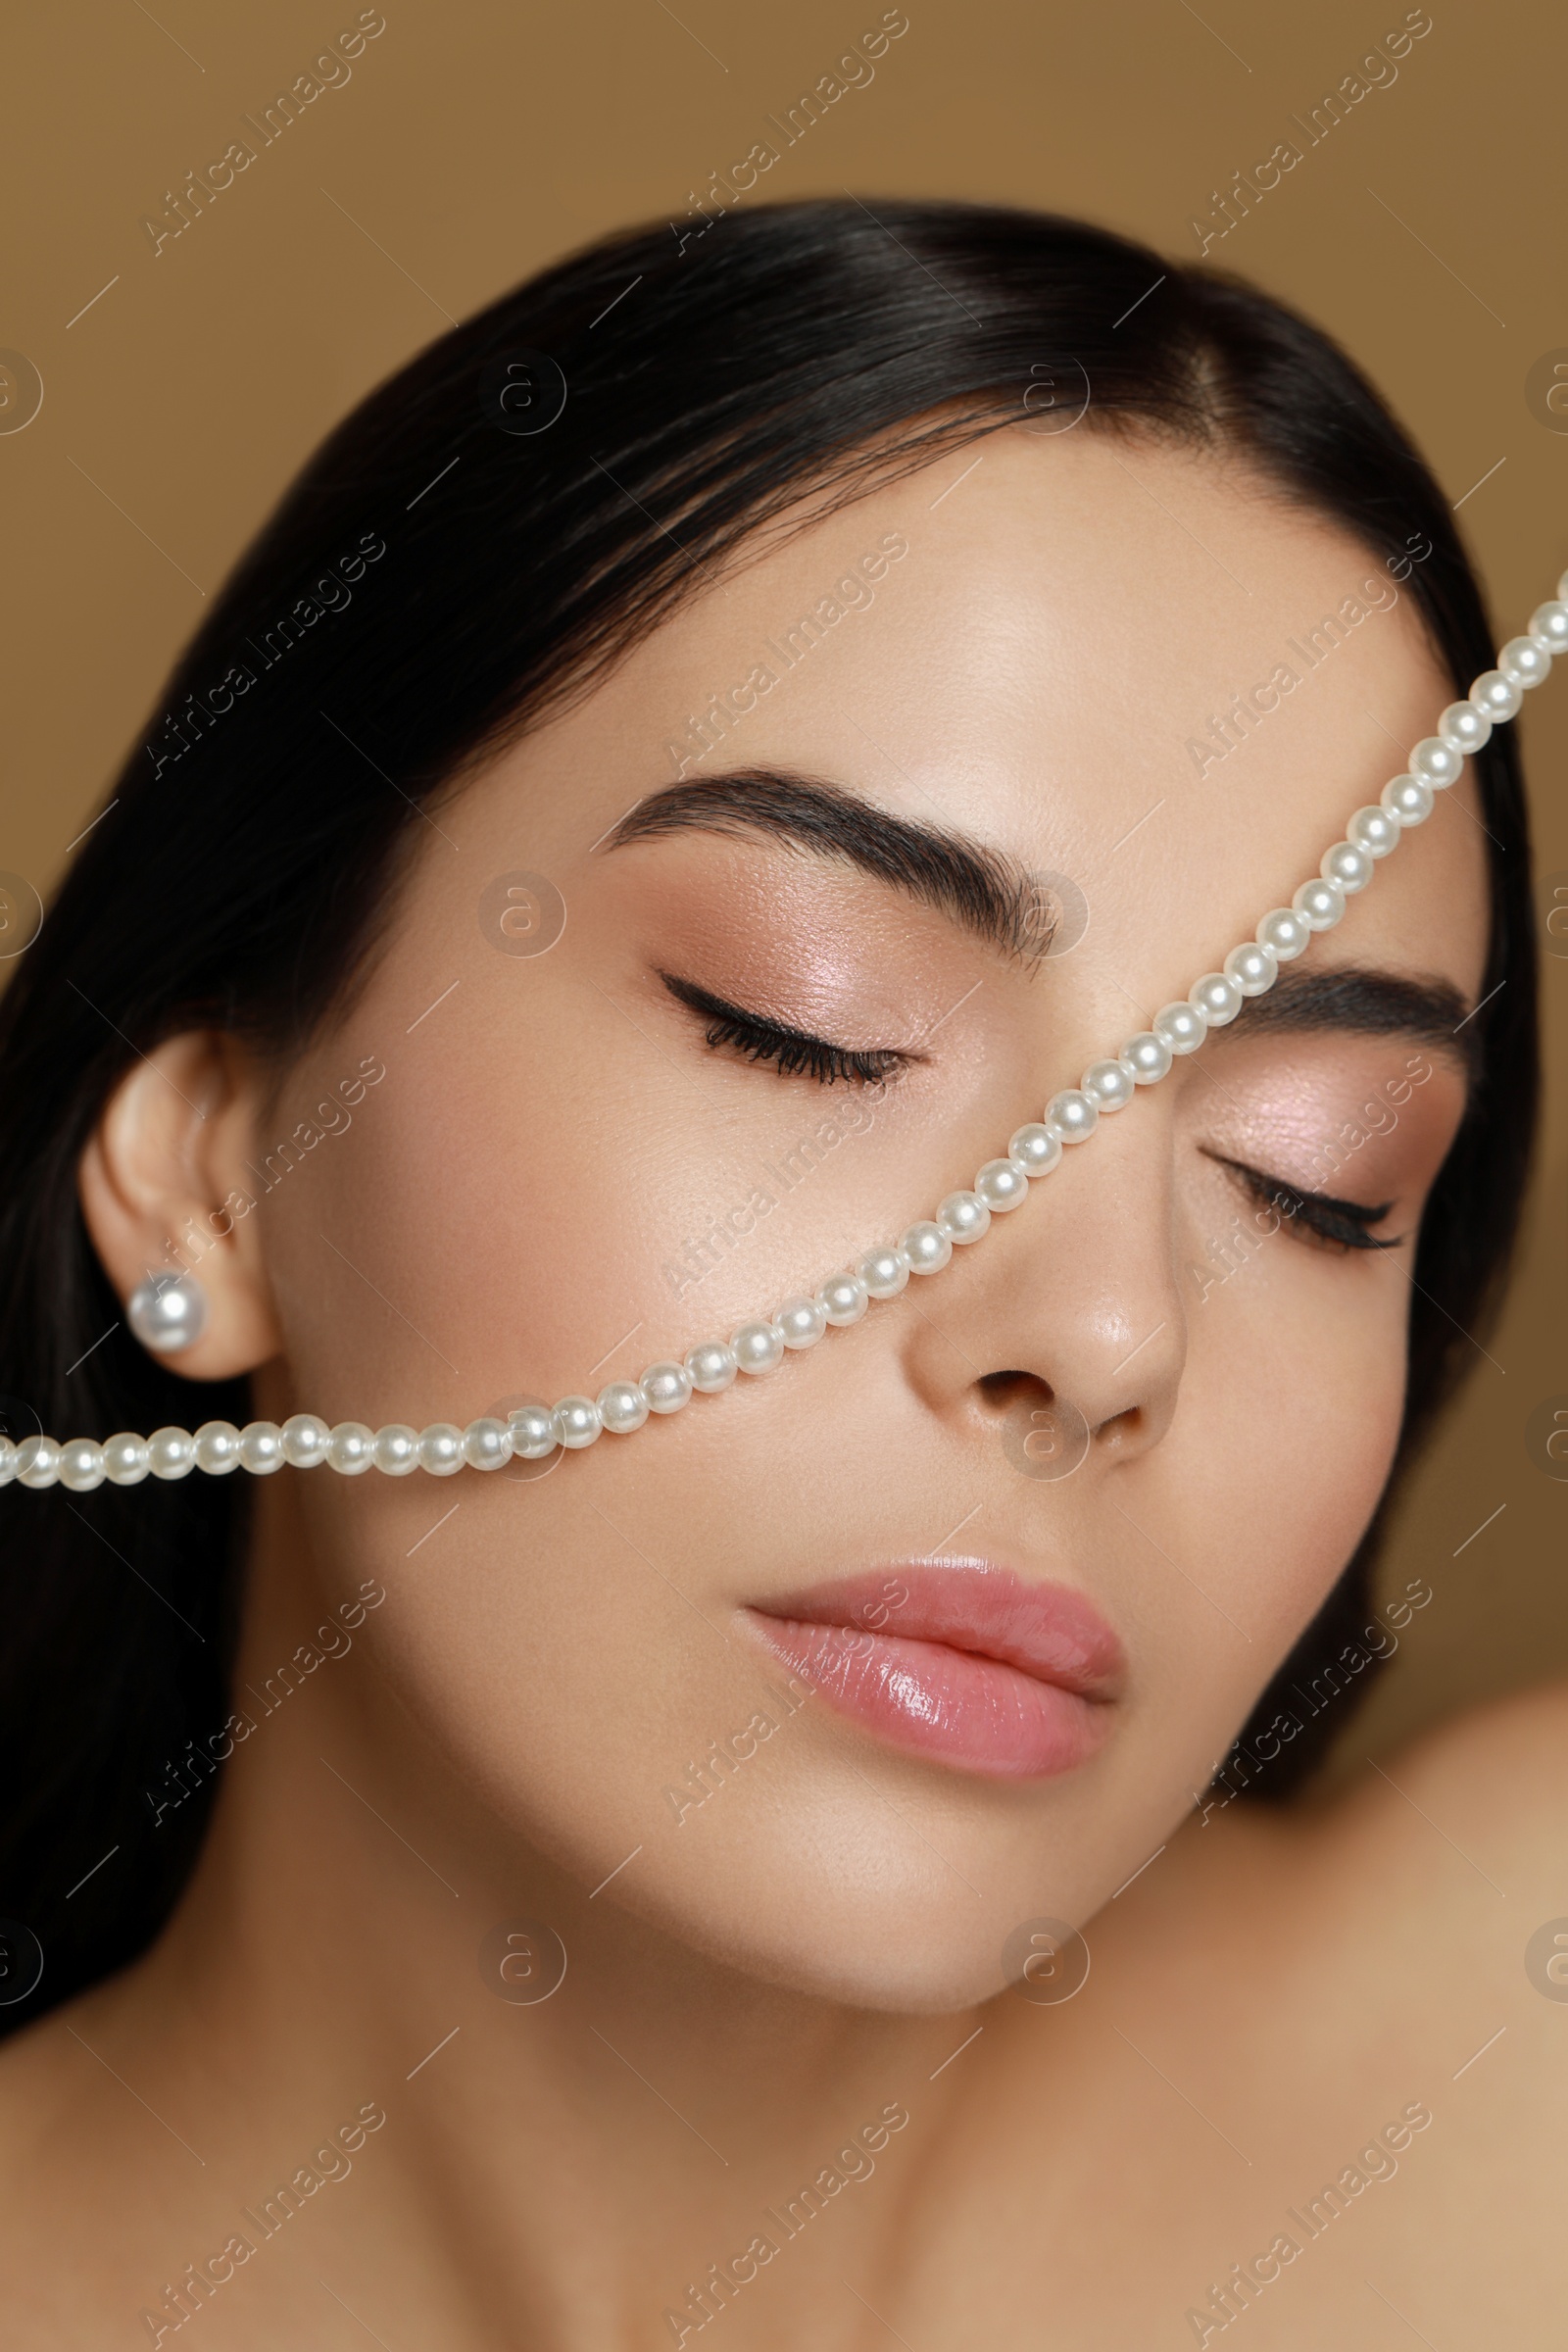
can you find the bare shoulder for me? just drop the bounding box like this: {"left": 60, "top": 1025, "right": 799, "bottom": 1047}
{"left": 1221, "top": 1679, "right": 1568, "bottom": 2137}
{"left": 1075, "top": 1677, "right": 1568, "bottom": 2064}
{"left": 1326, "top": 1675, "right": 1568, "bottom": 1892}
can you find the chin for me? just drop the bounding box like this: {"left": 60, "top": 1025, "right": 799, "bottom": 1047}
{"left": 644, "top": 1887, "right": 1028, "bottom": 2016}
{"left": 580, "top": 1807, "right": 1107, "bottom": 2016}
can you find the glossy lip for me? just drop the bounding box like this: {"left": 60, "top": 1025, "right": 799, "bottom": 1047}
{"left": 743, "top": 1561, "right": 1125, "bottom": 1782}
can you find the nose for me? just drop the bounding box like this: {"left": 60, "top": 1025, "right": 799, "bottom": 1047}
{"left": 898, "top": 1094, "right": 1189, "bottom": 1469}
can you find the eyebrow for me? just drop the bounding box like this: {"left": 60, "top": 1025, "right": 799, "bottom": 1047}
{"left": 606, "top": 767, "right": 1479, "bottom": 1078}
{"left": 605, "top": 768, "right": 1050, "bottom": 961}
{"left": 1224, "top": 964, "right": 1477, "bottom": 1084}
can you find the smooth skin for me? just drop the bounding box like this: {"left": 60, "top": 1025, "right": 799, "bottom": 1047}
{"left": 2, "top": 425, "right": 1562, "bottom": 2347}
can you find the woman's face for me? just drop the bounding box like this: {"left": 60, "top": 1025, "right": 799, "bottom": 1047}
{"left": 245, "top": 425, "right": 1486, "bottom": 2011}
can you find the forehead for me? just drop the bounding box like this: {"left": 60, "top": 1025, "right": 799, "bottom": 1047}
{"left": 474, "top": 425, "right": 1490, "bottom": 1015}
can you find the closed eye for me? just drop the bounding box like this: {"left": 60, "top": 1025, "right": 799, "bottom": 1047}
{"left": 659, "top": 972, "right": 920, "bottom": 1088}
{"left": 1209, "top": 1153, "right": 1402, "bottom": 1251}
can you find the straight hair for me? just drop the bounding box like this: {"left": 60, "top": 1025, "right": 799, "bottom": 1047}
{"left": 0, "top": 197, "right": 1537, "bottom": 2032}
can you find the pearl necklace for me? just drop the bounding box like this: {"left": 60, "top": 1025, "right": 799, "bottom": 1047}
{"left": 7, "top": 582, "right": 1566, "bottom": 1494}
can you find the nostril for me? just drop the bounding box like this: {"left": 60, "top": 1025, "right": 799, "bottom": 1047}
{"left": 982, "top": 1373, "right": 1092, "bottom": 1483}
{"left": 1094, "top": 1404, "right": 1145, "bottom": 1451}
{"left": 978, "top": 1370, "right": 1054, "bottom": 1413}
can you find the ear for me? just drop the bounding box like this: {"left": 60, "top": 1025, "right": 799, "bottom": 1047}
{"left": 77, "top": 1031, "right": 284, "bottom": 1381}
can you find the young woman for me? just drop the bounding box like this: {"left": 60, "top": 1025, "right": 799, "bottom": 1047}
{"left": 0, "top": 199, "right": 1560, "bottom": 2346}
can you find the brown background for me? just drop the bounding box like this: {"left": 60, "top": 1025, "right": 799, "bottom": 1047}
{"left": 2, "top": 0, "right": 1563, "bottom": 1779}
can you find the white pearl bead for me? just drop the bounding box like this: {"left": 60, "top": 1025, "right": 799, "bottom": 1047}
{"left": 1189, "top": 972, "right": 1243, "bottom": 1027}
{"left": 817, "top": 1271, "right": 870, "bottom": 1322}
{"left": 59, "top": 1438, "right": 106, "bottom": 1493}
{"left": 1408, "top": 735, "right": 1465, "bottom": 788}
{"left": 507, "top": 1404, "right": 559, "bottom": 1455}
{"left": 1153, "top": 1001, "right": 1207, "bottom": 1054}
{"left": 1346, "top": 805, "right": 1401, "bottom": 859}
{"left": 858, "top": 1246, "right": 911, "bottom": 1299}
{"left": 373, "top": 1423, "right": 421, "bottom": 1475}
{"left": 685, "top": 1342, "right": 738, "bottom": 1392}
{"left": 125, "top": 1272, "right": 208, "bottom": 1354}
{"left": 282, "top": 1413, "right": 331, "bottom": 1469}
{"left": 902, "top": 1221, "right": 953, "bottom": 1275}
{"left": 937, "top": 1190, "right": 991, "bottom": 1243}
{"left": 731, "top": 1321, "right": 786, "bottom": 1375}
{"left": 775, "top": 1295, "right": 828, "bottom": 1348}
{"left": 640, "top": 1361, "right": 694, "bottom": 1413}
{"left": 463, "top": 1416, "right": 514, "bottom": 1467}
{"left": 239, "top": 1421, "right": 285, "bottom": 1475}
{"left": 102, "top": 1432, "right": 151, "bottom": 1486}
{"left": 1321, "top": 840, "right": 1374, "bottom": 895}
{"left": 326, "top": 1421, "right": 375, "bottom": 1475}
{"left": 1530, "top": 601, "right": 1568, "bottom": 657}
{"left": 147, "top": 1428, "right": 196, "bottom": 1481}
{"left": 1380, "top": 775, "right": 1434, "bottom": 829}
{"left": 1223, "top": 941, "right": 1278, "bottom": 997}
{"left": 16, "top": 1435, "right": 61, "bottom": 1488}
{"left": 1120, "top": 1031, "right": 1173, "bottom": 1084}
{"left": 1469, "top": 667, "right": 1522, "bottom": 722}
{"left": 1008, "top": 1122, "right": 1063, "bottom": 1174}
{"left": 552, "top": 1397, "right": 603, "bottom": 1447}
{"left": 1437, "top": 699, "right": 1492, "bottom": 755}
{"left": 1497, "top": 634, "right": 1551, "bottom": 690}
{"left": 1255, "top": 907, "right": 1310, "bottom": 961}
{"left": 1045, "top": 1089, "right": 1098, "bottom": 1143}
{"left": 975, "top": 1157, "right": 1030, "bottom": 1209}
{"left": 416, "top": 1423, "right": 465, "bottom": 1475}
{"left": 0, "top": 1438, "right": 14, "bottom": 1487}
{"left": 1292, "top": 876, "right": 1345, "bottom": 930}
{"left": 596, "top": 1384, "right": 649, "bottom": 1436}
{"left": 1080, "top": 1059, "right": 1136, "bottom": 1113}
{"left": 195, "top": 1420, "right": 243, "bottom": 1476}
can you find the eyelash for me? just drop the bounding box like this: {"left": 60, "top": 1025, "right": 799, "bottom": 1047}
{"left": 661, "top": 974, "right": 913, "bottom": 1088}
{"left": 1218, "top": 1156, "right": 1400, "bottom": 1252}
{"left": 662, "top": 985, "right": 1408, "bottom": 1248}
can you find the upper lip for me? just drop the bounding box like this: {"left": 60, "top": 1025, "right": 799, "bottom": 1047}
{"left": 747, "top": 1559, "right": 1126, "bottom": 1700}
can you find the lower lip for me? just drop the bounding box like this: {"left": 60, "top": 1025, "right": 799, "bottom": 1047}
{"left": 744, "top": 1613, "right": 1113, "bottom": 1781}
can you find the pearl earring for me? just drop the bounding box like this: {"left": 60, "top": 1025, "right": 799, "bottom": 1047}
{"left": 126, "top": 1271, "right": 209, "bottom": 1355}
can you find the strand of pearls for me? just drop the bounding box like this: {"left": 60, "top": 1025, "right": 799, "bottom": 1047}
{"left": 6, "top": 583, "right": 1565, "bottom": 1494}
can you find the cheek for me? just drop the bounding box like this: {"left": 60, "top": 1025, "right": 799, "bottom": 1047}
{"left": 265, "top": 959, "right": 994, "bottom": 1430}
{"left": 261, "top": 979, "right": 674, "bottom": 1418}
{"left": 1183, "top": 1245, "right": 1408, "bottom": 1650}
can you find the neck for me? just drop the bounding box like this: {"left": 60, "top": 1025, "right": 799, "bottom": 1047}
{"left": 118, "top": 1471, "right": 971, "bottom": 2344}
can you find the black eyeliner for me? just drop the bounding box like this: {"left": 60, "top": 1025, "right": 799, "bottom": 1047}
{"left": 658, "top": 971, "right": 913, "bottom": 1088}
{"left": 1210, "top": 1152, "right": 1401, "bottom": 1252}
